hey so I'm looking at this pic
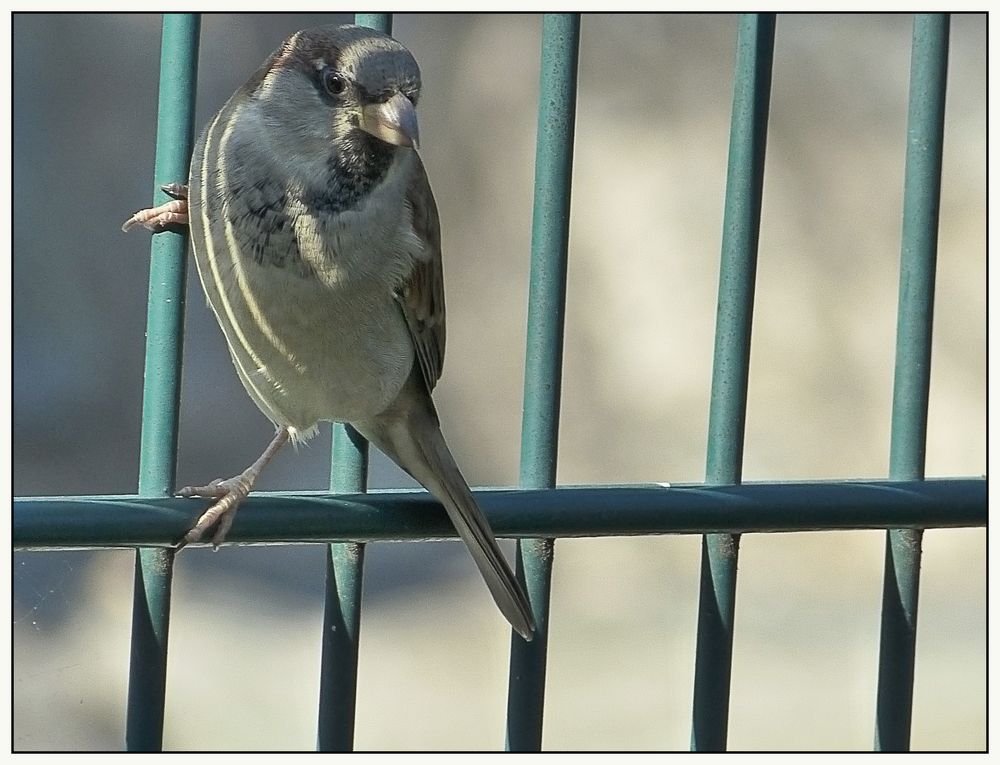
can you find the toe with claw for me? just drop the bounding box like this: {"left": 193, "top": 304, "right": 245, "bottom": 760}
{"left": 122, "top": 183, "right": 190, "bottom": 233}
{"left": 176, "top": 473, "right": 253, "bottom": 550}
{"left": 174, "top": 429, "right": 291, "bottom": 551}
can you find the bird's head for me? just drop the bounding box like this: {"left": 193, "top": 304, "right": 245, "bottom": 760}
{"left": 246, "top": 24, "right": 422, "bottom": 180}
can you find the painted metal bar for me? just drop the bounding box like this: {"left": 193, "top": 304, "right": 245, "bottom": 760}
{"left": 317, "top": 533, "right": 367, "bottom": 752}
{"left": 874, "top": 13, "right": 950, "bottom": 752}
{"left": 354, "top": 12, "right": 391, "bottom": 33}
{"left": 691, "top": 13, "right": 775, "bottom": 752}
{"left": 505, "top": 12, "right": 580, "bottom": 753}
{"left": 125, "top": 12, "right": 200, "bottom": 752}
{"left": 314, "top": 13, "right": 388, "bottom": 754}
{"left": 318, "top": 423, "right": 370, "bottom": 752}
{"left": 12, "top": 479, "right": 985, "bottom": 549}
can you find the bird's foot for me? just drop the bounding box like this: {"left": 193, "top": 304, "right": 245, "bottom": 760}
{"left": 176, "top": 471, "right": 253, "bottom": 549}
{"left": 175, "top": 428, "right": 291, "bottom": 551}
{"left": 122, "top": 183, "right": 189, "bottom": 232}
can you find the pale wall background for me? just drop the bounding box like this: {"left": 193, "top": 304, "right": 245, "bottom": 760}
{"left": 13, "top": 13, "right": 985, "bottom": 751}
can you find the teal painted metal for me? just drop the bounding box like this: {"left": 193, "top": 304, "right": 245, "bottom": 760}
{"left": 317, "top": 425, "right": 368, "bottom": 752}
{"left": 875, "top": 13, "right": 950, "bottom": 752}
{"left": 889, "top": 14, "right": 949, "bottom": 484}
{"left": 508, "top": 535, "right": 553, "bottom": 748}
{"left": 317, "top": 538, "right": 366, "bottom": 751}
{"left": 137, "top": 13, "right": 200, "bottom": 497}
{"left": 330, "top": 424, "right": 371, "bottom": 495}
{"left": 126, "top": 13, "right": 200, "bottom": 752}
{"left": 318, "top": 423, "right": 369, "bottom": 751}
{"left": 315, "top": 14, "right": 388, "bottom": 753}
{"left": 354, "top": 12, "right": 392, "bottom": 33}
{"left": 507, "top": 12, "right": 580, "bottom": 753}
{"left": 12, "top": 479, "right": 985, "bottom": 549}
{"left": 692, "top": 13, "right": 775, "bottom": 752}
{"left": 518, "top": 12, "right": 579, "bottom": 491}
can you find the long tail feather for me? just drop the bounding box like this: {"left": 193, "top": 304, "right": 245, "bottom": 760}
{"left": 355, "top": 392, "right": 536, "bottom": 640}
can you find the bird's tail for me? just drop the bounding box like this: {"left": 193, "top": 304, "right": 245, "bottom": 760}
{"left": 355, "top": 390, "right": 536, "bottom": 641}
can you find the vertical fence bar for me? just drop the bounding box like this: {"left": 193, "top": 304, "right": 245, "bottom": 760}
{"left": 690, "top": 13, "right": 775, "bottom": 752}
{"left": 314, "top": 12, "right": 388, "bottom": 754}
{"left": 126, "top": 12, "right": 200, "bottom": 752}
{"left": 505, "top": 12, "right": 580, "bottom": 753}
{"left": 354, "top": 12, "right": 392, "bottom": 34}
{"left": 874, "top": 13, "right": 949, "bottom": 752}
{"left": 317, "top": 424, "right": 369, "bottom": 751}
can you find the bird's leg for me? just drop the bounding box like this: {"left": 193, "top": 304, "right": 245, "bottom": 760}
{"left": 177, "top": 427, "right": 291, "bottom": 548}
{"left": 122, "top": 183, "right": 190, "bottom": 232}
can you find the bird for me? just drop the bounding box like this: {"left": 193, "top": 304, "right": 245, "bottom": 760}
{"left": 123, "top": 24, "right": 535, "bottom": 641}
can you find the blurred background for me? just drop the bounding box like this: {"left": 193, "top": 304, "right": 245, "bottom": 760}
{"left": 13, "top": 12, "right": 985, "bottom": 751}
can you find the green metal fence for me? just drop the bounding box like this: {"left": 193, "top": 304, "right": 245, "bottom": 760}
{"left": 12, "top": 11, "right": 985, "bottom": 752}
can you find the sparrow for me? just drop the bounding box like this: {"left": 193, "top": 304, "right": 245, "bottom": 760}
{"left": 123, "top": 24, "right": 535, "bottom": 641}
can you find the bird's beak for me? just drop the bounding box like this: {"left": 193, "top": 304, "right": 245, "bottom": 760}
{"left": 360, "top": 91, "right": 420, "bottom": 149}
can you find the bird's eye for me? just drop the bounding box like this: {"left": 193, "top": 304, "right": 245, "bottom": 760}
{"left": 322, "top": 70, "right": 347, "bottom": 97}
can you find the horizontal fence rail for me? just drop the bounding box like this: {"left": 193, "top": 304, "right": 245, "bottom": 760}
{"left": 13, "top": 479, "right": 985, "bottom": 549}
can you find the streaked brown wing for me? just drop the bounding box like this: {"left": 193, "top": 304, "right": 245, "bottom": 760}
{"left": 397, "top": 154, "right": 446, "bottom": 392}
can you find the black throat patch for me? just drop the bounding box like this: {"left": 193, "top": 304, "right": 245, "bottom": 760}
{"left": 306, "top": 131, "right": 395, "bottom": 215}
